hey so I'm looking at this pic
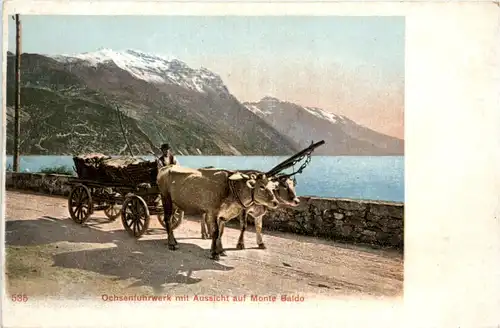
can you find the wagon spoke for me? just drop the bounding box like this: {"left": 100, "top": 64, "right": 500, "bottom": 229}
{"left": 77, "top": 189, "right": 84, "bottom": 203}
{"left": 133, "top": 219, "right": 138, "bottom": 236}
{"left": 126, "top": 214, "right": 133, "bottom": 225}
{"left": 129, "top": 211, "right": 135, "bottom": 221}
{"left": 71, "top": 192, "right": 77, "bottom": 206}
{"left": 137, "top": 218, "right": 142, "bottom": 233}
{"left": 125, "top": 217, "right": 134, "bottom": 229}
{"left": 76, "top": 207, "right": 83, "bottom": 221}
{"left": 124, "top": 208, "right": 134, "bottom": 229}
{"left": 135, "top": 218, "right": 141, "bottom": 235}
{"left": 71, "top": 189, "right": 81, "bottom": 206}
{"left": 73, "top": 188, "right": 80, "bottom": 200}
{"left": 135, "top": 200, "right": 142, "bottom": 216}
{"left": 134, "top": 200, "right": 144, "bottom": 236}
{"left": 137, "top": 216, "right": 144, "bottom": 230}
{"left": 81, "top": 207, "right": 88, "bottom": 218}
{"left": 137, "top": 208, "right": 144, "bottom": 221}
{"left": 125, "top": 206, "right": 131, "bottom": 222}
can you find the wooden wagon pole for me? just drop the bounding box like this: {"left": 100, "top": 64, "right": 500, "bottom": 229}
{"left": 12, "top": 14, "right": 22, "bottom": 172}
{"left": 266, "top": 140, "right": 325, "bottom": 177}
{"left": 115, "top": 104, "right": 134, "bottom": 157}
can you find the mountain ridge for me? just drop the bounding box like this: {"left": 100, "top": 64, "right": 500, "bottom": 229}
{"left": 5, "top": 50, "right": 300, "bottom": 156}
{"left": 5, "top": 49, "right": 403, "bottom": 156}
{"left": 243, "top": 97, "right": 404, "bottom": 156}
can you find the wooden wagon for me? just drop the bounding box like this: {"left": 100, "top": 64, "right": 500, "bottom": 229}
{"left": 66, "top": 154, "right": 184, "bottom": 237}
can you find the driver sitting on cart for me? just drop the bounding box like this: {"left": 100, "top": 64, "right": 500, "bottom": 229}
{"left": 159, "top": 143, "right": 178, "bottom": 167}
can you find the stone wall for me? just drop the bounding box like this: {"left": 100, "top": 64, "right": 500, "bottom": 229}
{"left": 5, "top": 172, "right": 404, "bottom": 250}
{"left": 259, "top": 197, "right": 403, "bottom": 250}
{"left": 5, "top": 172, "right": 72, "bottom": 196}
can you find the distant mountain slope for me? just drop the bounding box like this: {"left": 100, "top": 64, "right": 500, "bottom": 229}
{"left": 6, "top": 49, "right": 299, "bottom": 156}
{"left": 244, "top": 97, "right": 404, "bottom": 156}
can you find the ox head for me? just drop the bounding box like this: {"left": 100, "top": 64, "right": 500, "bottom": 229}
{"left": 229, "top": 172, "right": 279, "bottom": 209}
{"left": 274, "top": 175, "right": 300, "bottom": 207}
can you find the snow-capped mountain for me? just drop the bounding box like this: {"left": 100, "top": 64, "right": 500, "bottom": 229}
{"left": 5, "top": 48, "right": 402, "bottom": 156}
{"left": 244, "top": 97, "right": 404, "bottom": 156}
{"left": 246, "top": 96, "right": 349, "bottom": 124}
{"left": 5, "top": 50, "right": 299, "bottom": 156}
{"left": 49, "top": 48, "right": 230, "bottom": 96}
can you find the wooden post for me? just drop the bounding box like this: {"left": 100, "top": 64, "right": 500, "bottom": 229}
{"left": 13, "top": 14, "right": 21, "bottom": 172}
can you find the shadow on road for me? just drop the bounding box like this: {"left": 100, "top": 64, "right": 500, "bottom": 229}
{"left": 5, "top": 216, "right": 234, "bottom": 293}
{"left": 5, "top": 216, "right": 124, "bottom": 246}
{"left": 52, "top": 239, "right": 233, "bottom": 293}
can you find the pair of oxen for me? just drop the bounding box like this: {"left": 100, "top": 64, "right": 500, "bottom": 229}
{"left": 156, "top": 165, "right": 300, "bottom": 260}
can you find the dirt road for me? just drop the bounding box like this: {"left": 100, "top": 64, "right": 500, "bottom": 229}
{"left": 5, "top": 190, "right": 403, "bottom": 300}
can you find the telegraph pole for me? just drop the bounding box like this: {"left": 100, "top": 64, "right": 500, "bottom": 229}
{"left": 13, "top": 14, "right": 21, "bottom": 172}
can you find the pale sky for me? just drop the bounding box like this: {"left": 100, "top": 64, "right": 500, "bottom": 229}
{"left": 8, "top": 15, "right": 405, "bottom": 138}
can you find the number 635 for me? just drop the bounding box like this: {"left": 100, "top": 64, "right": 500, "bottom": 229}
{"left": 11, "top": 294, "right": 28, "bottom": 302}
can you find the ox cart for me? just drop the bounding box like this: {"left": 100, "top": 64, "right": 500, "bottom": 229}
{"left": 66, "top": 154, "right": 183, "bottom": 237}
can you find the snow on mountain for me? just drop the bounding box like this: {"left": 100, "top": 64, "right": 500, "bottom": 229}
{"left": 49, "top": 48, "right": 230, "bottom": 95}
{"left": 243, "top": 97, "right": 404, "bottom": 155}
{"left": 246, "top": 96, "right": 347, "bottom": 123}
{"left": 245, "top": 104, "right": 273, "bottom": 116}
{"left": 303, "top": 106, "right": 345, "bottom": 124}
{"left": 246, "top": 96, "right": 283, "bottom": 116}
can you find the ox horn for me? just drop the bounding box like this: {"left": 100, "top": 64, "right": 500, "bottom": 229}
{"left": 246, "top": 179, "right": 256, "bottom": 189}
{"left": 229, "top": 172, "right": 245, "bottom": 180}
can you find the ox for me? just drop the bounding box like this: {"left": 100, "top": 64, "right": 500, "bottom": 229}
{"left": 199, "top": 170, "right": 300, "bottom": 249}
{"left": 156, "top": 165, "right": 279, "bottom": 260}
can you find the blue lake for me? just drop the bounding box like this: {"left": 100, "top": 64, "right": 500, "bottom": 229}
{"left": 5, "top": 155, "right": 404, "bottom": 203}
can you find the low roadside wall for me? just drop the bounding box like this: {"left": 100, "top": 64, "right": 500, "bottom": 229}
{"left": 5, "top": 172, "right": 404, "bottom": 250}
{"left": 6, "top": 172, "right": 73, "bottom": 196}
{"left": 259, "top": 197, "right": 403, "bottom": 250}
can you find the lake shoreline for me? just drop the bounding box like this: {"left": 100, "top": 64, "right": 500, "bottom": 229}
{"left": 5, "top": 155, "right": 405, "bottom": 202}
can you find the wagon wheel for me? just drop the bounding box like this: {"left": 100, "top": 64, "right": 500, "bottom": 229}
{"left": 104, "top": 204, "right": 121, "bottom": 221}
{"left": 121, "top": 195, "right": 150, "bottom": 238}
{"left": 68, "top": 184, "right": 93, "bottom": 224}
{"left": 157, "top": 208, "right": 184, "bottom": 230}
